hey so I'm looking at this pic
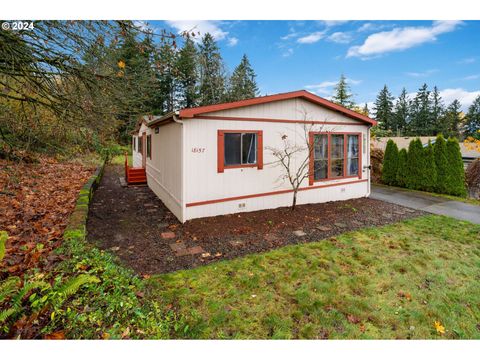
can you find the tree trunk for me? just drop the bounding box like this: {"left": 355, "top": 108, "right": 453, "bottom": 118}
{"left": 291, "top": 189, "right": 298, "bottom": 211}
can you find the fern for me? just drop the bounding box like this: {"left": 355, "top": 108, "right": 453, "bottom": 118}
{"left": 57, "top": 274, "right": 100, "bottom": 299}
{"left": 0, "top": 276, "right": 21, "bottom": 305}
{"left": 0, "top": 308, "right": 16, "bottom": 324}
{"left": 0, "top": 231, "right": 7, "bottom": 262}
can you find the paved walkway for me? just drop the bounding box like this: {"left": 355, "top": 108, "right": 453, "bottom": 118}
{"left": 370, "top": 185, "right": 480, "bottom": 224}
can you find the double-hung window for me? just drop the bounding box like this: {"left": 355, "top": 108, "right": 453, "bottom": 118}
{"left": 146, "top": 135, "right": 152, "bottom": 159}
{"left": 217, "top": 130, "right": 263, "bottom": 172}
{"left": 310, "top": 132, "right": 361, "bottom": 184}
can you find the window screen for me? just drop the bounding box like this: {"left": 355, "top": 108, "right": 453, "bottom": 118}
{"left": 347, "top": 135, "right": 359, "bottom": 176}
{"left": 224, "top": 132, "right": 257, "bottom": 166}
{"left": 330, "top": 134, "right": 344, "bottom": 177}
{"left": 313, "top": 134, "right": 328, "bottom": 180}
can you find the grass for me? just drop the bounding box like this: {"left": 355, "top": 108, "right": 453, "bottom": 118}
{"left": 110, "top": 153, "right": 132, "bottom": 166}
{"left": 373, "top": 183, "right": 480, "bottom": 206}
{"left": 146, "top": 215, "right": 480, "bottom": 339}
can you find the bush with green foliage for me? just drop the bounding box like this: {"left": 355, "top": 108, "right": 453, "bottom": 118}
{"left": 423, "top": 141, "right": 437, "bottom": 192}
{"left": 381, "top": 140, "right": 399, "bottom": 185}
{"left": 396, "top": 148, "right": 408, "bottom": 187}
{"left": 406, "top": 138, "right": 427, "bottom": 190}
{"left": 433, "top": 134, "right": 449, "bottom": 194}
{"left": 445, "top": 137, "right": 467, "bottom": 197}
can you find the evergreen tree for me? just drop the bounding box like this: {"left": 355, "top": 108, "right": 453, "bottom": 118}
{"left": 176, "top": 38, "right": 198, "bottom": 109}
{"left": 198, "top": 33, "right": 227, "bottom": 106}
{"left": 423, "top": 140, "right": 437, "bottom": 192}
{"left": 362, "top": 103, "right": 369, "bottom": 116}
{"left": 331, "top": 74, "right": 355, "bottom": 109}
{"left": 374, "top": 85, "right": 395, "bottom": 131}
{"left": 464, "top": 95, "right": 480, "bottom": 136}
{"left": 430, "top": 86, "right": 445, "bottom": 135}
{"left": 227, "top": 54, "right": 259, "bottom": 101}
{"left": 445, "top": 137, "right": 467, "bottom": 197}
{"left": 433, "top": 134, "right": 449, "bottom": 194}
{"left": 441, "top": 100, "right": 462, "bottom": 138}
{"left": 409, "top": 84, "right": 432, "bottom": 136}
{"left": 396, "top": 148, "right": 408, "bottom": 187}
{"left": 382, "top": 139, "right": 399, "bottom": 185}
{"left": 156, "top": 43, "right": 178, "bottom": 113}
{"left": 392, "top": 88, "right": 410, "bottom": 136}
{"left": 406, "top": 138, "right": 427, "bottom": 190}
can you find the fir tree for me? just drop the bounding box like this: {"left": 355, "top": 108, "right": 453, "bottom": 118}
{"left": 382, "top": 139, "right": 399, "bottom": 185}
{"left": 423, "top": 140, "right": 437, "bottom": 192}
{"left": 331, "top": 74, "right": 355, "bottom": 109}
{"left": 445, "top": 137, "right": 467, "bottom": 197}
{"left": 392, "top": 88, "right": 410, "bottom": 136}
{"left": 406, "top": 138, "right": 427, "bottom": 190}
{"left": 433, "top": 134, "right": 449, "bottom": 194}
{"left": 374, "top": 85, "right": 395, "bottom": 131}
{"left": 156, "top": 43, "right": 178, "bottom": 113}
{"left": 362, "top": 103, "right": 369, "bottom": 116}
{"left": 227, "top": 54, "right": 259, "bottom": 101}
{"left": 198, "top": 33, "right": 227, "bottom": 106}
{"left": 396, "top": 148, "right": 408, "bottom": 187}
{"left": 464, "top": 95, "right": 480, "bottom": 136}
{"left": 409, "top": 84, "right": 432, "bottom": 136}
{"left": 430, "top": 86, "right": 445, "bottom": 135}
{"left": 441, "top": 100, "right": 462, "bottom": 138}
{"left": 176, "top": 38, "right": 198, "bottom": 109}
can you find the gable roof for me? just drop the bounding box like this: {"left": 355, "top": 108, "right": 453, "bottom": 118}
{"left": 178, "top": 90, "right": 377, "bottom": 126}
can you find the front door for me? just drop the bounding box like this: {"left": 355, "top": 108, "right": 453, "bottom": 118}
{"left": 142, "top": 132, "right": 146, "bottom": 168}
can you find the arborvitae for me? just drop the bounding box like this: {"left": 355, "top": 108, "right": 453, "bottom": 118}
{"left": 331, "top": 74, "right": 355, "bottom": 109}
{"left": 464, "top": 95, "right": 480, "bottom": 136}
{"left": 228, "top": 54, "right": 259, "bottom": 101}
{"left": 176, "top": 38, "right": 198, "bottom": 109}
{"left": 406, "top": 138, "right": 426, "bottom": 190}
{"left": 381, "top": 139, "right": 399, "bottom": 185}
{"left": 422, "top": 140, "right": 437, "bottom": 192}
{"left": 392, "top": 88, "right": 409, "bottom": 136}
{"left": 374, "top": 85, "right": 395, "bottom": 131}
{"left": 433, "top": 134, "right": 449, "bottom": 194}
{"left": 396, "top": 148, "right": 408, "bottom": 187}
{"left": 445, "top": 137, "right": 467, "bottom": 197}
{"left": 198, "top": 33, "right": 226, "bottom": 106}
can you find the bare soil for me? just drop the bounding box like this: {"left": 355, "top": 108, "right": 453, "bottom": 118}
{"left": 86, "top": 165, "right": 425, "bottom": 274}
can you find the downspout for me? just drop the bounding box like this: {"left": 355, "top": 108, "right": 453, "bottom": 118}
{"left": 172, "top": 112, "right": 186, "bottom": 223}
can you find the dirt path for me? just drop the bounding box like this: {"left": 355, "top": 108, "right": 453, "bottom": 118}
{"left": 87, "top": 165, "right": 425, "bottom": 274}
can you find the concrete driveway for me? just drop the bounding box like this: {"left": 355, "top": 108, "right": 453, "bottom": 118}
{"left": 370, "top": 185, "right": 480, "bottom": 224}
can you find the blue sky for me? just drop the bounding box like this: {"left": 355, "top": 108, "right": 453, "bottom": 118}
{"left": 148, "top": 20, "right": 480, "bottom": 111}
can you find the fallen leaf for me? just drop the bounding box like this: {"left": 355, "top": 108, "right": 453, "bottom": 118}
{"left": 434, "top": 321, "right": 445, "bottom": 334}
{"left": 44, "top": 331, "right": 65, "bottom": 340}
{"left": 347, "top": 314, "right": 361, "bottom": 324}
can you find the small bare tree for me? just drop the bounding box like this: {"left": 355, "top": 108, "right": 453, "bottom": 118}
{"left": 267, "top": 113, "right": 333, "bottom": 210}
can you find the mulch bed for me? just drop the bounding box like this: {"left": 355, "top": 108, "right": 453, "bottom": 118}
{"left": 86, "top": 165, "right": 426, "bottom": 274}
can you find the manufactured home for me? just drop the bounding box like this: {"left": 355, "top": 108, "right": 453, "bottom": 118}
{"left": 130, "top": 90, "right": 377, "bottom": 223}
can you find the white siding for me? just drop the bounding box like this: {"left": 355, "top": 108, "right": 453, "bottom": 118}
{"left": 182, "top": 99, "right": 370, "bottom": 221}
{"left": 145, "top": 122, "right": 184, "bottom": 222}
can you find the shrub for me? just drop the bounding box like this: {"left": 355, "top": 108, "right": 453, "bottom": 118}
{"left": 406, "top": 138, "right": 427, "bottom": 190}
{"left": 396, "top": 148, "right": 408, "bottom": 187}
{"left": 445, "top": 137, "right": 467, "bottom": 197}
{"left": 423, "top": 141, "right": 437, "bottom": 192}
{"left": 381, "top": 140, "right": 399, "bottom": 185}
{"left": 434, "top": 134, "right": 449, "bottom": 194}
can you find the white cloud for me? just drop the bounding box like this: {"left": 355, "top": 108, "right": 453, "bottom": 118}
{"left": 227, "top": 37, "right": 239, "bottom": 47}
{"left": 305, "top": 78, "right": 361, "bottom": 95}
{"left": 405, "top": 69, "right": 438, "bottom": 77}
{"left": 347, "top": 20, "right": 463, "bottom": 59}
{"left": 463, "top": 74, "right": 480, "bottom": 80}
{"left": 281, "top": 32, "right": 299, "bottom": 40}
{"left": 320, "top": 20, "right": 349, "bottom": 28}
{"left": 282, "top": 48, "right": 294, "bottom": 58}
{"left": 458, "top": 57, "right": 476, "bottom": 64}
{"left": 297, "top": 31, "right": 326, "bottom": 44}
{"left": 166, "top": 20, "right": 228, "bottom": 41}
{"left": 328, "top": 32, "right": 352, "bottom": 44}
{"left": 440, "top": 88, "right": 480, "bottom": 111}
{"left": 133, "top": 20, "right": 155, "bottom": 32}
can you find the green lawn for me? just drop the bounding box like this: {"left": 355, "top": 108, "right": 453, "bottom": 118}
{"left": 146, "top": 215, "right": 480, "bottom": 339}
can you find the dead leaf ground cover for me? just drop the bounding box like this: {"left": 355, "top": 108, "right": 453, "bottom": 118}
{"left": 147, "top": 215, "right": 480, "bottom": 339}
{"left": 0, "top": 157, "right": 94, "bottom": 277}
